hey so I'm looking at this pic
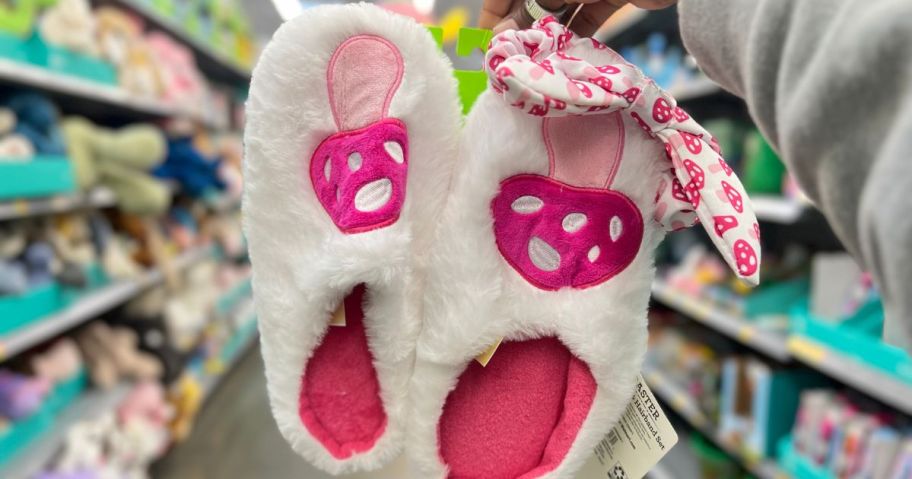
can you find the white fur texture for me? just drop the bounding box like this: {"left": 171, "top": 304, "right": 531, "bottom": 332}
{"left": 408, "top": 92, "right": 668, "bottom": 478}
{"left": 242, "top": 4, "right": 460, "bottom": 474}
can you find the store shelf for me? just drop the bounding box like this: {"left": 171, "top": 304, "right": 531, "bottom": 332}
{"left": 0, "top": 58, "right": 222, "bottom": 126}
{"left": 642, "top": 366, "right": 785, "bottom": 479}
{"left": 599, "top": 7, "right": 648, "bottom": 42}
{"left": 668, "top": 77, "right": 723, "bottom": 102}
{"left": 200, "top": 320, "right": 258, "bottom": 399}
{"left": 651, "top": 280, "right": 791, "bottom": 361}
{"left": 1, "top": 383, "right": 132, "bottom": 479}
{"left": 0, "top": 245, "right": 212, "bottom": 361}
{"left": 652, "top": 280, "right": 912, "bottom": 416}
{"left": 787, "top": 335, "right": 912, "bottom": 416}
{"left": 752, "top": 196, "right": 808, "bottom": 224}
{"left": 111, "top": 0, "right": 250, "bottom": 84}
{"left": 0, "top": 187, "right": 116, "bottom": 221}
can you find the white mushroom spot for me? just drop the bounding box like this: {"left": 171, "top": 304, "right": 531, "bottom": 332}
{"left": 587, "top": 245, "right": 601, "bottom": 262}
{"left": 562, "top": 213, "right": 587, "bottom": 233}
{"left": 511, "top": 196, "right": 544, "bottom": 214}
{"left": 348, "top": 152, "right": 362, "bottom": 171}
{"left": 528, "top": 236, "right": 560, "bottom": 272}
{"left": 384, "top": 141, "right": 404, "bottom": 163}
{"left": 323, "top": 158, "right": 331, "bottom": 181}
{"left": 354, "top": 178, "right": 392, "bottom": 212}
{"left": 609, "top": 216, "right": 623, "bottom": 241}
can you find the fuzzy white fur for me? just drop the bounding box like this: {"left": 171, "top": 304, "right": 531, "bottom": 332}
{"left": 407, "top": 91, "right": 669, "bottom": 478}
{"left": 242, "top": 4, "right": 461, "bottom": 474}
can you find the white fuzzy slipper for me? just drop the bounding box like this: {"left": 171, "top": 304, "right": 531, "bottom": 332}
{"left": 242, "top": 4, "right": 460, "bottom": 474}
{"left": 408, "top": 18, "right": 761, "bottom": 479}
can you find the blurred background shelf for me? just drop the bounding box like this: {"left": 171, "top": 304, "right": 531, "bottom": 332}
{"left": 0, "top": 383, "right": 132, "bottom": 479}
{"left": 0, "top": 245, "right": 212, "bottom": 361}
{"left": 752, "top": 195, "right": 808, "bottom": 224}
{"left": 0, "top": 187, "right": 116, "bottom": 221}
{"left": 110, "top": 0, "right": 251, "bottom": 84}
{"left": 651, "top": 279, "right": 791, "bottom": 361}
{"left": 643, "top": 366, "right": 785, "bottom": 479}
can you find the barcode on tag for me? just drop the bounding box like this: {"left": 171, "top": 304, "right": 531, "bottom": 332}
{"left": 591, "top": 375, "right": 678, "bottom": 478}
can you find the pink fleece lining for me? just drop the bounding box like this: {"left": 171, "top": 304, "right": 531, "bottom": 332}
{"left": 299, "top": 285, "right": 387, "bottom": 459}
{"left": 438, "top": 338, "right": 597, "bottom": 479}
{"left": 327, "top": 35, "right": 404, "bottom": 132}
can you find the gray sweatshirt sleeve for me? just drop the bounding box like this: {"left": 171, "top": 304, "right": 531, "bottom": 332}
{"left": 677, "top": 0, "right": 912, "bottom": 350}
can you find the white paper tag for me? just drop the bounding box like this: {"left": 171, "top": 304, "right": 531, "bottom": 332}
{"left": 592, "top": 375, "right": 678, "bottom": 479}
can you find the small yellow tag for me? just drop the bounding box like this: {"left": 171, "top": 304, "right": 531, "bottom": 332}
{"left": 475, "top": 337, "right": 503, "bottom": 367}
{"left": 329, "top": 301, "right": 346, "bottom": 327}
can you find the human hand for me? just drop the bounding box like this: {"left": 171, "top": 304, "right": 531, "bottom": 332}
{"left": 479, "top": 0, "right": 676, "bottom": 38}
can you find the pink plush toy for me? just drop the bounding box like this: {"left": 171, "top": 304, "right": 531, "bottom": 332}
{"left": 31, "top": 338, "right": 83, "bottom": 383}
{"left": 0, "top": 371, "right": 52, "bottom": 419}
{"left": 145, "top": 32, "right": 206, "bottom": 112}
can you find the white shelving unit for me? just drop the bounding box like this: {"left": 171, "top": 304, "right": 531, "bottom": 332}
{"left": 112, "top": 0, "right": 250, "bottom": 82}
{"left": 1, "top": 384, "right": 132, "bottom": 479}
{"left": 651, "top": 280, "right": 791, "bottom": 361}
{"left": 651, "top": 279, "right": 912, "bottom": 416}
{"left": 0, "top": 187, "right": 116, "bottom": 221}
{"left": 751, "top": 195, "right": 808, "bottom": 224}
{"left": 0, "top": 246, "right": 212, "bottom": 361}
{"left": 668, "top": 77, "right": 723, "bottom": 102}
{"left": 643, "top": 366, "right": 785, "bottom": 479}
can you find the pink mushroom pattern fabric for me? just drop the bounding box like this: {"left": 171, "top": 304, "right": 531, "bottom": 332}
{"left": 485, "top": 17, "right": 761, "bottom": 284}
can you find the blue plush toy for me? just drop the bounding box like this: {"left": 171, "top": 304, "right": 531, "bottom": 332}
{"left": 23, "top": 242, "right": 56, "bottom": 287}
{"left": 154, "top": 136, "right": 225, "bottom": 197}
{"left": 3, "top": 92, "right": 67, "bottom": 156}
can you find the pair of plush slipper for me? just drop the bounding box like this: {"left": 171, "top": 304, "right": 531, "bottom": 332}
{"left": 243, "top": 4, "right": 760, "bottom": 478}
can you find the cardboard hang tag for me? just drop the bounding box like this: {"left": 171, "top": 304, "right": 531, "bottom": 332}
{"left": 329, "top": 301, "right": 346, "bottom": 327}
{"left": 474, "top": 337, "right": 503, "bottom": 367}
{"left": 592, "top": 375, "right": 678, "bottom": 479}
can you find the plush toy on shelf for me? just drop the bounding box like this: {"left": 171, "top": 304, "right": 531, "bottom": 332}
{"left": 0, "top": 222, "right": 29, "bottom": 295}
{"left": 61, "top": 117, "right": 170, "bottom": 215}
{"left": 38, "top": 0, "right": 99, "bottom": 57}
{"left": 23, "top": 241, "right": 59, "bottom": 288}
{"left": 0, "top": 370, "right": 52, "bottom": 419}
{"left": 145, "top": 32, "right": 206, "bottom": 112}
{"left": 52, "top": 413, "right": 116, "bottom": 475}
{"left": 0, "top": 107, "right": 36, "bottom": 160}
{"left": 95, "top": 7, "right": 163, "bottom": 98}
{"left": 30, "top": 338, "right": 83, "bottom": 384}
{"left": 75, "top": 321, "right": 162, "bottom": 389}
{"left": 167, "top": 373, "right": 203, "bottom": 442}
{"left": 154, "top": 136, "right": 224, "bottom": 198}
{"left": 3, "top": 92, "right": 67, "bottom": 156}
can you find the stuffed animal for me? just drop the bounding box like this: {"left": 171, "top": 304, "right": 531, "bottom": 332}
{"left": 23, "top": 241, "right": 58, "bottom": 287}
{"left": 0, "top": 107, "right": 36, "bottom": 160}
{"left": 94, "top": 7, "right": 162, "bottom": 98}
{"left": 30, "top": 338, "right": 83, "bottom": 383}
{"left": 154, "top": 136, "right": 224, "bottom": 198}
{"left": 53, "top": 414, "right": 115, "bottom": 474}
{"left": 167, "top": 374, "right": 203, "bottom": 442}
{"left": 0, "top": 370, "right": 52, "bottom": 419}
{"left": 61, "top": 117, "right": 170, "bottom": 215}
{"left": 145, "top": 32, "right": 205, "bottom": 111}
{"left": 3, "top": 93, "right": 67, "bottom": 156}
{"left": 0, "top": 222, "right": 28, "bottom": 295}
{"left": 75, "top": 321, "right": 162, "bottom": 389}
{"left": 38, "top": 0, "right": 98, "bottom": 57}
{"left": 110, "top": 312, "right": 185, "bottom": 385}
{"left": 87, "top": 213, "right": 143, "bottom": 280}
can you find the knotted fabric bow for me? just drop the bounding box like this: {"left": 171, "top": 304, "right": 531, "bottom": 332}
{"left": 485, "top": 16, "right": 761, "bottom": 285}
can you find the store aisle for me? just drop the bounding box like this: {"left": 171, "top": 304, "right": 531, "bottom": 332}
{"left": 151, "top": 342, "right": 411, "bottom": 479}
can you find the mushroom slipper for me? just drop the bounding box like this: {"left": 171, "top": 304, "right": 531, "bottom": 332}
{"left": 242, "top": 4, "right": 460, "bottom": 474}
{"left": 407, "top": 17, "right": 761, "bottom": 479}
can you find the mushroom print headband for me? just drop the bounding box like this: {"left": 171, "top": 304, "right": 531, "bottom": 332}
{"left": 486, "top": 16, "right": 761, "bottom": 284}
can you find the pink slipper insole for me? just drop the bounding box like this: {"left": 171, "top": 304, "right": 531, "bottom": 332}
{"left": 438, "top": 338, "right": 598, "bottom": 479}
{"left": 299, "top": 285, "right": 388, "bottom": 459}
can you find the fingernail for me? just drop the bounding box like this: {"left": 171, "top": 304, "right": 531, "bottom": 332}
{"left": 493, "top": 18, "right": 519, "bottom": 34}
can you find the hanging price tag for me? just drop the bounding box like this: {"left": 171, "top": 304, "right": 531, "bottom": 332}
{"left": 592, "top": 375, "right": 678, "bottom": 478}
